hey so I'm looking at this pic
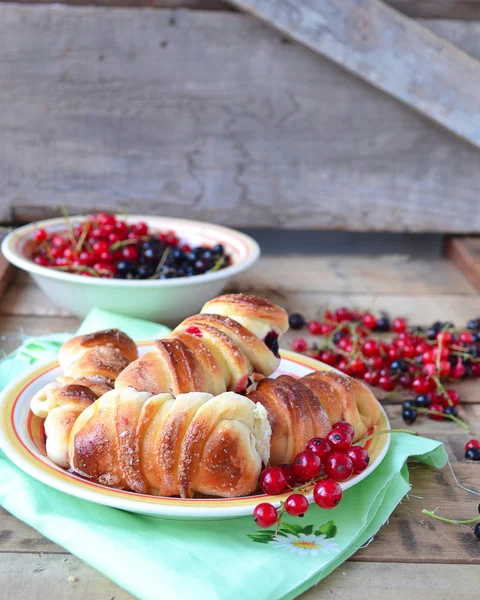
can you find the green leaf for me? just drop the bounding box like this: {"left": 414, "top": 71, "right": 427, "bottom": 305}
{"left": 300, "top": 524, "right": 314, "bottom": 536}
{"left": 314, "top": 520, "right": 337, "bottom": 539}
{"left": 279, "top": 523, "right": 304, "bottom": 537}
{"left": 247, "top": 532, "right": 275, "bottom": 544}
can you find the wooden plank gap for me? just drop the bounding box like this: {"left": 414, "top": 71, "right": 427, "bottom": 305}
{"left": 445, "top": 236, "right": 480, "bottom": 292}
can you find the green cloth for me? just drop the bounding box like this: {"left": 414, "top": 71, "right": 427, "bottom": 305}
{"left": 0, "top": 311, "right": 447, "bottom": 600}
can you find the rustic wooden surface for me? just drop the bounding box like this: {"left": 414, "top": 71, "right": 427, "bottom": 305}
{"left": 446, "top": 236, "right": 480, "bottom": 292}
{"left": 0, "top": 253, "right": 479, "bottom": 598}
{"left": 3, "top": 0, "right": 480, "bottom": 20}
{"left": 2, "top": 7, "right": 480, "bottom": 232}
{"left": 227, "top": 0, "right": 480, "bottom": 149}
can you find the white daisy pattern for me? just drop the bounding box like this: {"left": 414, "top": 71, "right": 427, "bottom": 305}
{"left": 271, "top": 533, "right": 339, "bottom": 556}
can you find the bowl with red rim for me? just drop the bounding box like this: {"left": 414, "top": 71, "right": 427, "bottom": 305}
{"left": 1, "top": 215, "right": 260, "bottom": 324}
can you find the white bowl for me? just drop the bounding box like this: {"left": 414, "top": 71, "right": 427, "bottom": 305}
{"left": 1, "top": 215, "right": 260, "bottom": 324}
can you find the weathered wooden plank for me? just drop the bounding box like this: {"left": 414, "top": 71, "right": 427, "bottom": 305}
{"left": 390, "top": 1, "right": 480, "bottom": 19}
{"left": 2, "top": 7, "right": 480, "bottom": 231}
{"left": 0, "top": 552, "right": 477, "bottom": 600}
{"left": 0, "top": 553, "right": 134, "bottom": 600}
{"left": 226, "top": 0, "right": 480, "bottom": 149}
{"left": 0, "top": 315, "right": 80, "bottom": 354}
{"left": 445, "top": 236, "right": 480, "bottom": 292}
{"left": 2, "top": 255, "right": 475, "bottom": 320}
{"left": 4, "top": 0, "right": 480, "bottom": 20}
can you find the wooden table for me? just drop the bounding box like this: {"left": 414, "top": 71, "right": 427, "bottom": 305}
{"left": 1, "top": 254, "right": 479, "bottom": 599}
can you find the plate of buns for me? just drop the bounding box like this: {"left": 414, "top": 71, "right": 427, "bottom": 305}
{"left": 0, "top": 294, "right": 389, "bottom": 519}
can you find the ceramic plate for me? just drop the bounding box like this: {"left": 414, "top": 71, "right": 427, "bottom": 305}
{"left": 0, "top": 347, "right": 390, "bottom": 519}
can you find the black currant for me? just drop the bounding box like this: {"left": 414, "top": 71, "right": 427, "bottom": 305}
{"left": 444, "top": 406, "right": 458, "bottom": 418}
{"left": 264, "top": 332, "right": 280, "bottom": 358}
{"left": 212, "top": 244, "right": 224, "bottom": 256}
{"left": 333, "top": 331, "right": 346, "bottom": 343}
{"left": 475, "top": 522, "right": 480, "bottom": 540}
{"left": 402, "top": 407, "right": 417, "bottom": 424}
{"left": 390, "top": 359, "right": 407, "bottom": 373}
{"left": 136, "top": 263, "right": 155, "bottom": 279}
{"left": 403, "top": 400, "right": 416, "bottom": 409}
{"left": 465, "top": 447, "right": 480, "bottom": 461}
{"left": 467, "top": 318, "right": 480, "bottom": 331}
{"left": 288, "top": 313, "right": 305, "bottom": 330}
{"left": 374, "top": 317, "right": 391, "bottom": 332}
{"left": 415, "top": 394, "right": 431, "bottom": 409}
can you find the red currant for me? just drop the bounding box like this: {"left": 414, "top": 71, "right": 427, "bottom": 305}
{"left": 319, "top": 350, "right": 337, "bottom": 366}
{"left": 253, "top": 502, "right": 278, "bottom": 528}
{"left": 305, "top": 437, "right": 331, "bottom": 460}
{"left": 313, "top": 479, "right": 342, "bottom": 509}
{"left": 428, "top": 402, "right": 445, "bottom": 420}
{"left": 446, "top": 390, "right": 460, "bottom": 406}
{"left": 459, "top": 331, "right": 474, "bottom": 344}
{"left": 336, "top": 307, "right": 352, "bottom": 322}
{"left": 364, "top": 370, "right": 380, "bottom": 386}
{"left": 259, "top": 467, "right": 286, "bottom": 495}
{"left": 132, "top": 221, "right": 149, "bottom": 236}
{"left": 285, "top": 494, "right": 309, "bottom": 517}
{"left": 325, "top": 452, "right": 354, "bottom": 481}
{"left": 308, "top": 320, "right": 323, "bottom": 335}
{"left": 33, "top": 228, "right": 48, "bottom": 242}
{"left": 333, "top": 422, "right": 355, "bottom": 437}
{"left": 398, "top": 373, "right": 412, "bottom": 389}
{"left": 292, "top": 338, "right": 307, "bottom": 352}
{"left": 122, "top": 246, "right": 139, "bottom": 261}
{"left": 412, "top": 377, "right": 432, "bottom": 395}
{"left": 349, "top": 358, "right": 366, "bottom": 376}
{"left": 292, "top": 451, "right": 322, "bottom": 481}
{"left": 465, "top": 440, "right": 480, "bottom": 451}
{"left": 326, "top": 429, "right": 353, "bottom": 452}
{"left": 452, "top": 362, "right": 466, "bottom": 380}
{"left": 92, "top": 240, "right": 109, "bottom": 256}
{"left": 422, "top": 362, "right": 437, "bottom": 378}
{"left": 436, "top": 331, "right": 453, "bottom": 344}
{"left": 362, "top": 313, "right": 377, "bottom": 329}
{"left": 280, "top": 464, "right": 302, "bottom": 488}
{"left": 362, "top": 340, "right": 379, "bottom": 357}
{"left": 347, "top": 446, "right": 370, "bottom": 473}
{"left": 33, "top": 255, "right": 49, "bottom": 266}
{"left": 471, "top": 363, "right": 480, "bottom": 377}
{"left": 379, "top": 375, "right": 396, "bottom": 392}
{"left": 392, "top": 317, "right": 407, "bottom": 333}
{"left": 320, "top": 323, "right": 334, "bottom": 335}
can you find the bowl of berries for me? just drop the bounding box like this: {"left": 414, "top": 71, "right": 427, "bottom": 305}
{"left": 1, "top": 213, "right": 260, "bottom": 323}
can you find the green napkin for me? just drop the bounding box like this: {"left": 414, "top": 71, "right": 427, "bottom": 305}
{"left": 0, "top": 311, "right": 447, "bottom": 600}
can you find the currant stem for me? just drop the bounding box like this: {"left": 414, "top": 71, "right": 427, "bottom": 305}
{"left": 354, "top": 429, "right": 418, "bottom": 446}
{"left": 432, "top": 376, "right": 453, "bottom": 406}
{"left": 414, "top": 407, "right": 471, "bottom": 432}
{"left": 422, "top": 509, "right": 480, "bottom": 525}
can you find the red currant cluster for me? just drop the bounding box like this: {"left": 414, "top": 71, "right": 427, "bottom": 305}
{"left": 288, "top": 308, "right": 478, "bottom": 430}
{"left": 30, "top": 212, "right": 230, "bottom": 279}
{"left": 253, "top": 422, "right": 370, "bottom": 529}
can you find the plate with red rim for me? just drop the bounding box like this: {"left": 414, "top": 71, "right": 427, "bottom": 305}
{"left": 0, "top": 346, "right": 390, "bottom": 520}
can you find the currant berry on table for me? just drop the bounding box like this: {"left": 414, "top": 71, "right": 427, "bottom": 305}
{"left": 287, "top": 308, "right": 479, "bottom": 436}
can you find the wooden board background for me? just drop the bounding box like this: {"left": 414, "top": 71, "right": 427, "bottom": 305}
{"left": 1, "top": 6, "right": 480, "bottom": 232}
{"left": 3, "top": 1, "right": 480, "bottom": 20}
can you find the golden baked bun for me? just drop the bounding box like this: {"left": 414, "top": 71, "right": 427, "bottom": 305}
{"left": 115, "top": 293, "right": 288, "bottom": 396}
{"left": 68, "top": 388, "right": 271, "bottom": 498}
{"left": 249, "top": 370, "right": 380, "bottom": 465}
{"left": 31, "top": 329, "right": 138, "bottom": 467}
{"left": 248, "top": 375, "right": 331, "bottom": 465}
{"left": 301, "top": 371, "right": 380, "bottom": 442}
